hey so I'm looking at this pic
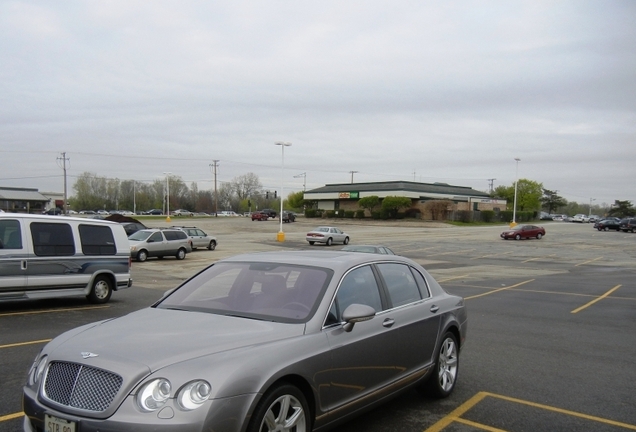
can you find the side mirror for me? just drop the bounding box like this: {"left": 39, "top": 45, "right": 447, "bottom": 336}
{"left": 342, "top": 304, "right": 376, "bottom": 332}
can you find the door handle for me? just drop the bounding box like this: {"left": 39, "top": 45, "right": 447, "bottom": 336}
{"left": 430, "top": 305, "right": 439, "bottom": 313}
{"left": 382, "top": 318, "right": 395, "bottom": 328}
{"left": 21, "top": 260, "right": 27, "bottom": 271}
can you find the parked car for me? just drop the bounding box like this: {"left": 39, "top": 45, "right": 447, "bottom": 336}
{"left": 588, "top": 215, "right": 600, "bottom": 223}
{"left": 22, "top": 250, "right": 467, "bottom": 432}
{"left": 128, "top": 228, "right": 192, "bottom": 262}
{"left": 251, "top": 211, "right": 269, "bottom": 221}
{"left": 144, "top": 209, "right": 163, "bottom": 215}
{"left": 172, "top": 209, "right": 194, "bottom": 217}
{"left": 79, "top": 210, "right": 96, "bottom": 215}
{"left": 282, "top": 211, "right": 296, "bottom": 223}
{"left": 552, "top": 214, "right": 568, "bottom": 221}
{"left": 0, "top": 214, "right": 131, "bottom": 304}
{"left": 171, "top": 226, "right": 217, "bottom": 250}
{"left": 260, "top": 208, "right": 277, "bottom": 218}
{"left": 619, "top": 218, "right": 636, "bottom": 233}
{"left": 120, "top": 221, "right": 147, "bottom": 236}
{"left": 342, "top": 244, "right": 395, "bottom": 255}
{"left": 217, "top": 211, "right": 240, "bottom": 217}
{"left": 42, "top": 208, "right": 62, "bottom": 215}
{"left": 500, "top": 224, "right": 546, "bottom": 240}
{"left": 571, "top": 214, "right": 590, "bottom": 223}
{"left": 595, "top": 219, "right": 621, "bottom": 231}
{"left": 307, "top": 226, "right": 350, "bottom": 246}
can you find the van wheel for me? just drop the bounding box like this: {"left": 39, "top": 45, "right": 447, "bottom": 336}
{"left": 176, "top": 248, "right": 187, "bottom": 260}
{"left": 137, "top": 250, "right": 148, "bottom": 262}
{"left": 87, "top": 275, "right": 113, "bottom": 304}
{"left": 208, "top": 240, "right": 217, "bottom": 250}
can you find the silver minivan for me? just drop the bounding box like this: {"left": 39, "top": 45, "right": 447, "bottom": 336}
{"left": 0, "top": 214, "right": 132, "bottom": 304}
{"left": 128, "top": 228, "right": 192, "bottom": 262}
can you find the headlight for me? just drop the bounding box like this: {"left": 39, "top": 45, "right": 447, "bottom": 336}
{"left": 177, "top": 380, "right": 211, "bottom": 410}
{"left": 130, "top": 246, "right": 137, "bottom": 251}
{"left": 28, "top": 355, "right": 48, "bottom": 386}
{"left": 136, "top": 378, "right": 172, "bottom": 412}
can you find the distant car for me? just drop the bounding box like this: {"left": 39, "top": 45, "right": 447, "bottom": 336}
{"left": 120, "top": 221, "right": 147, "bottom": 236}
{"left": 260, "top": 208, "right": 277, "bottom": 218}
{"left": 552, "top": 214, "right": 568, "bottom": 221}
{"left": 571, "top": 214, "right": 589, "bottom": 223}
{"left": 172, "top": 209, "right": 194, "bottom": 217}
{"left": 23, "top": 250, "right": 467, "bottom": 432}
{"left": 500, "top": 225, "right": 546, "bottom": 240}
{"left": 619, "top": 218, "right": 636, "bottom": 233}
{"left": 251, "top": 211, "right": 269, "bottom": 221}
{"left": 595, "top": 219, "right": 621, "bottom": 231}
{"left": 217, "top": 211, "right": 240, "bottom": 217}
{"left": 128, "top": 229, "right": 191, "bottom": 262}
{"left": 43, "top": 208, "right": 62, "bottom": 215}
{"left": 342, "top": 245, "right": 395, "bottom": 255}
{"left": 588, "top": 215, "right": 600, "bottom": 223}
{"left": 144, "top": 209, "right": 163, "bottom": 215}
{"left": 171, "top": 226, "right": 218, "bottom": 250}
{"left": 79, "top": 210, "right": 96, "bottom": 215}
{"left": 307, "top": 226, "right": 350, "bottom": 246}
{"left": 282, "top": 211, "right": 296, "bottom": 223}
{"left": 97, "top": 210, "right": 110, "bottom": 215}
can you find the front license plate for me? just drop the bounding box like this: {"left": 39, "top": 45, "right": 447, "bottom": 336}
{"left": 45, "top": 414, "right": 76, "bottom": 432}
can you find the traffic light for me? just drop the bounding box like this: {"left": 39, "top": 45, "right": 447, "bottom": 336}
{"left": 266, "top": 192, "right": 269, "bottom": 199}
{"left": 274, "top": 191, "right": 277, "bottom": 199}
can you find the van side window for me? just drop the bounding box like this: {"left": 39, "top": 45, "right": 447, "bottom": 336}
{"left": 163, "top": 230, "right": 178, "bottom": 241}
{"left": 30, "top": 223, "right": 75, "bottom": 256}
{"left": 0, "top": 219, "right": 22, "bottom": 249}
{"left": 79, "top": 225, "right": 116, "bottom": 255}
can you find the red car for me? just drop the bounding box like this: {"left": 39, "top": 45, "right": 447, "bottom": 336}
{"left": 500, "top": 224, "right": 546, "bottom": 240}
{"left": 251, "top": 211, "right": 269, "bottom": 221}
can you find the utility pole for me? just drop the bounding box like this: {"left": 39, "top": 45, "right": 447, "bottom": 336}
{"left": 57, "top": 152, "right": 70, "bottom": 214}
{"left": 487, "top": 178, "right": 496, "bottom": 194}
{"left": 210, "top": 160, "right": 219, "bottom": 216}
{"left": 349, "top": 170, "right": 358, "bottom": 184}
{"left": 294, "top": 172, "right": 307, "bottom": 191}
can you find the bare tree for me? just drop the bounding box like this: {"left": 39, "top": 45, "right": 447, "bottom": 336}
{"left": 232, "top": 173, "right": 263, "bottom": 200}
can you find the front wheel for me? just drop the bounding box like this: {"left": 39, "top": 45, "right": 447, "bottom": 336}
{"left": 343, "top": 237, "right": 350, "bottom": 245}
{"left": 137, "top": 250, "right": 148, "bottom": 262}
{"left": 247, "top": 383, "right": 311, "bottom": 432}
{"left": 87, "top": 275, "right": 112, "bottom": 304}
{"left": 421, "top": 332, "right": 459, "bottom": 398}
{"left": 604, "top": 227, "right": 609, "bottom": 231}
{"left": 176, "top": 248, "right": 186, "bottom": 260}
{"left": 536, "top": 233, "right": 542, "bottom": 239}
{"left": 208, "top": 240, "right": 217, "bottom": 250}
{"left": 515, "top": 234, "right": 521, "bottom": 240}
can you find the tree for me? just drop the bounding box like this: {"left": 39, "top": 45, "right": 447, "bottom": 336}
{"left": 286, "top": 191, "right": 306, "bottom": 210}
{"left": 232, "top": 173, "right": 263, "bottom": 201}
{"left": 608, "top": 200, "right": 635, "bottom": 218}
{"left": 381, "top": 196, "right": 412, "bottom": 218}
{"left": 423, "top": 200, "right": 453, "bottom": 220}
{"left": 358, "top": 195, "right": 380, "bottom": 215}
{"left": 540, "top": 189, "right": 568, "bottom": 213}
{"left": 494, "top": 179, "right": 542, "bottom": 212}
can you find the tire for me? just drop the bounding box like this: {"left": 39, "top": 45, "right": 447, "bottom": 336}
{"left": 536, "top": 233, "right": 542, "bottom": 239}
{"left": 87, "top": 275, "right": 113, "bottom": 304}
{"left": 208, "top": 240, "right": 217, "bottom": 251}
{"left": 137, "top": 250, "right": 148, "bottom": 262}
{"left": 176, "top": 248, "right": 187, "bottom": 260}
{"left": 247, "top": 383, "right": 311, "bottom": 432}
{"left": 515, "top": 234, "right": 521, "bottom": 240}
{"left": 421, "top": 331, "right": 459, "bottom": 398}
{"left": 604, "top": 227, "right": 609, "bottom": 231}
{"left": 308, "top": 241, "right": 315, "bottom": 245}
{"left": 343, "top": 237, "right": 350, "bottom": 245}
{"left": 326, "top": 237, "right": 333, "bottom": 246}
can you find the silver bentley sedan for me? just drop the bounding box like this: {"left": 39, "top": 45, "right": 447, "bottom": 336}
{"left": 23, "top": 250, "right": 467, "bottom": 432}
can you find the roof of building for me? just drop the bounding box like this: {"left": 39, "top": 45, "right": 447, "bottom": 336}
{"left": 0, "top": 187, "right": 50, "bottom": 202}
{"left": 305, "top": 181, "right": 491, "bottom": 198}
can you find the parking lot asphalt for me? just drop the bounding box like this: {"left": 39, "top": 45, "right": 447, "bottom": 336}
{"left": 2, "top": 217, "right": 635, "bottom": 431}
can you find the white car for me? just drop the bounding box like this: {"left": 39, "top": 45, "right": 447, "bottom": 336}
{"left": 571, "top": 214, "right": 589, "bottom": 223}
{"left": 217, "top": 211, "right": 239, "bottom": 217}
{"left": 306, "top": 226, "right": 350, "bottom": 246}
{"left": 172, "top": 209, "right": 194, "bottom": 217}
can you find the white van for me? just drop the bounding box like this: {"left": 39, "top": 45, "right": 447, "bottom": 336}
{"left": 0, "top": 214, "right": 132, "bottom": 304}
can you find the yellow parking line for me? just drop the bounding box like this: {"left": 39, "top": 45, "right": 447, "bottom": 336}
{"left": 470, "top": 251, "right": 514, "bottom": 260}
{"left": 522, "top": 253, "right": 556, "bottom": 263}
{"left": 437, "top": 275, "right": 471, "bottom": 283}
{"left": 575, "top": 256, "right": 603, "bottom": 267}
{"left": 571, "top": 285, "right": 622, "bottom": 314}
{"left": 464, "top": 280, "right": 535, "bottom": 300}
{"left": 0, "top": 339, "right": 52, "bottom": 349}
{"left": 0, "top": 412, "right": 23, "bottom": 422}
{"left": 455, "top": 417, "right": 508, "bottom": 431}
{"left": 0, "top": 305, "right": 109, "bottom": 317}
{"left": 424, "top": 391, "right": 489, "bottom": 432}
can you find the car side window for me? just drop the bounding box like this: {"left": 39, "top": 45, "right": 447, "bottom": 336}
{"left": 410, "top": 268, "right": 431, "bottom": 298}
{"left": 332, "top": 265, "right": 382, "bottom": 322}
{"left": 149, "top": 232, "right": 163, "bottom": 242}
{"left": 0, "top": 219, "right": 22, "bottom": 249}
{"left": 30, "top": 222, "right": 75, "bottom": 256}
{"left": 376, "top": 263, "right": 422, "bottom": 308}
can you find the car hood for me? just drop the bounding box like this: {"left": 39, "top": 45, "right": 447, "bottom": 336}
{"left": 47, "top": 308, "right": 305, "bottom": 372}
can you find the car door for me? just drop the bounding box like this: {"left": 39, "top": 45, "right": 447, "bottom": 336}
{"left": 330, "top": 228, "right": 344, "bottom": 243}
{"left": 146, "top": 231, "right": 165, "bottom": 256}
{"left": 0, "top": 218, "right": 27, "bottom": 292}
{"left": 192, "top": 229, "right": 207, "bottom": 248}
{"left": 321, "top": 265, "right": 407, "bottom": 414}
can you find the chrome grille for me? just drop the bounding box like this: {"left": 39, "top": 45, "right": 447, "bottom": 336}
{"left": 44, "top": 361, "right": 123, "bottom": 412}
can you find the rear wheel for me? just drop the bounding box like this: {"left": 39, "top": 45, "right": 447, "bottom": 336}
{"left": 247, "top": 383, "right": 311, "bottom": 432}
{"left": 176, "top": 248, "right": 186, "bottom": 260}
{"left": 421, "top": 332, "right": 459, "bottom": 398}
{"left": 137, "top": 250, "right": 148, "bottom": 262}
{"left": 326, "top": 237, "right": 333, "bottom": 246}
{"left": 308, "top": 241, "right": 315, "bottom": 245}
{"left": 208, "top": 240, "right": 217, "bottom": 250}
{"left": 87, "top": 275, "right": 113, "bottom": 304}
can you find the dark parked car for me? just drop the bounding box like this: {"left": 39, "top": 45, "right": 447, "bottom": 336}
{"left": 120, "top": 221, "right": 147, "bottom": 236}
{"left": 595, "top": 219, "right": 621, "bottom": 231}
{"left": 282, "top": 211, "right": 296, "bottom": 223}
{"left": 144, "top": 209, "right": 163, "bottom": 215}
{"left": 500, "top": 224, "right": 546, "bottom": 240}
{"left": 251, "top": 211, "right": 269, "bottom": 221}
{"left": 42, "top": 208, "right": 62, "bottom": 215}
{"left": 23, "top": 250, "right": 467, "bottom": 432}
{"left": 260, "top": 208, "right": 277, "bottom": 218}
{"left": 619, "top": 218, "right": 636, "bottom": 233}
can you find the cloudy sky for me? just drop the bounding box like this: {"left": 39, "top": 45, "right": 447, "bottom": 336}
{"left": 1, "top": 1, "right": 634, "bottom": 206}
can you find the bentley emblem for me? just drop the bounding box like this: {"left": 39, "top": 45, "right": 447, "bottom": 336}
{"left": 81, "top": 352, "right": 99, "bottom": 359}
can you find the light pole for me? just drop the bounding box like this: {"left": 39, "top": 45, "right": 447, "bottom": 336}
{"left": 275, "top": 142, "right": 292, "bottom": 241}
{"left": 589, "top": 198, "right": 595, "bottom": 218}
{"left": 512, "top": 158, "right": 520, "bottom": 226}
{"left": 163, "top": 172, "right": 172, "bottom": 222}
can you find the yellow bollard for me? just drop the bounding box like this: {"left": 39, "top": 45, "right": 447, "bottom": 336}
{"left": 277, "top": 231, "right": 285, "bottom": 242}
{"left": 509, "top": 221, "right": 517, "bottom": 228}
{"left": 166, "top": 216, "right": 171, "bottom": 223}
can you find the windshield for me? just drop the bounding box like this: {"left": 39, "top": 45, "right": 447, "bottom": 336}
{"left": 157, "top": 262, "right": 333, "bottom": 323}
{"left": 128, "top": 230, "right": 152, "bottom": 241}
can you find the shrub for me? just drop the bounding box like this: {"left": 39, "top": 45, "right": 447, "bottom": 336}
{"left": 404, "top": 208, "right": 421, "bottom": 219}
{"left": 344, "top": 210, "right": 355, "bottom": 218}
{"left": 355, "top": 210, "right": 365, "bottom": 219}
{"left": 305, "top": 209, "right": 317, "bottom": 218}
{"left": 325, "top": 210, "right": 336, "bottom": 218}
{"left": 481, "top": 210, "right": 495, "bottom": 223}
